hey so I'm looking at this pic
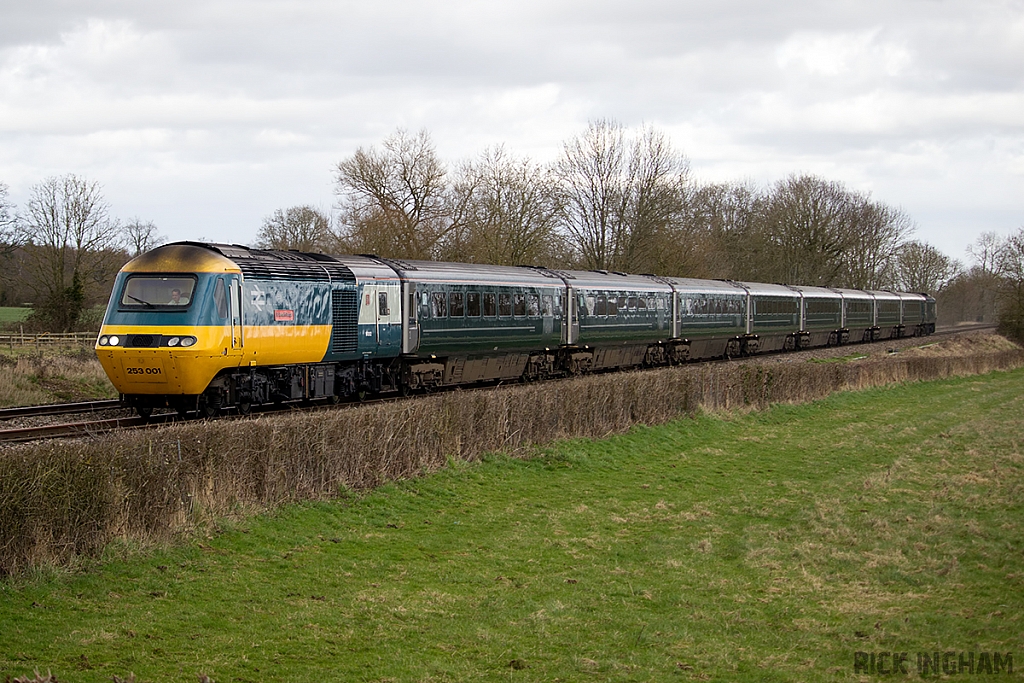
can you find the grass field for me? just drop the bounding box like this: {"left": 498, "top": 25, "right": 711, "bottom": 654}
{"left": 1, "top": 368, "right": 1021, "bottom": 682}
{"left": 0, "top": 307, "right": 32, "bottom": 324}
{"left": 0, "top": 307, "right": 31, "bottom": 323}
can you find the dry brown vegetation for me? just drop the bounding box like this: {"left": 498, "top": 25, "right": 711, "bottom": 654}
{"left": 0, "top": 346, "right": 116, "bottom": 406}
{"left": 0, "top": 334, "right": 1020, "bottom": 575}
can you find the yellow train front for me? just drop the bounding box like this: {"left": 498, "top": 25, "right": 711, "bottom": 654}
{"left": 96, "top": 242, "right": 401, "bottom": 417}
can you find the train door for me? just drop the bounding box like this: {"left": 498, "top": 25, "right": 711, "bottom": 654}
{"left": 228, "top": 275, "right": 243, "bottom": 360}
{"left": 672, "top": 291, "right": 681, "bottom": 338}
{"left": 542, "top": 290, "right": 554, "bottom": 335}
{"left": 564, "top": 286, "right": 579, "bottom": 345}
{"left": 375, "top": 287, "right": 392, "bottom": 348}
{"left": 402, "top": 281, "right": 420, "bottom": 354}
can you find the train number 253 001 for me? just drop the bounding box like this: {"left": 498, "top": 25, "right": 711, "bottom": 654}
{"left": 126, "top": 367, "right": 162, "bottom": 375}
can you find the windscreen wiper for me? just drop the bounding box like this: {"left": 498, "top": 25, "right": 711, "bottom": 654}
{"left": 125, "top": 293, "right": 155, "bottom": 308}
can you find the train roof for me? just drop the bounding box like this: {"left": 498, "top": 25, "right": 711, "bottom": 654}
{"left": 735, "top": 282, "right": 801, "bottom": 297}
{"left": 373, "top": 258, "right": 559, "bottom": 287}
{"left": 657, "top": 277, "right": 747, "bottom": 295}
{"left": 830, "top": 288, "right": 874, "bottom": 300}
{"left": 865, "top": 289, "right": 903, "bottom": 302}
{"left": 557, "top": 270, "right": 673, "bottom": 293}
{"left": 123, "top": 242, "right": 240, "bottom": 274}
{"left": 157, "top": 242, "right": 361, "bottom": 282}
{"left": 786, "top": 285, "right": 843, "bottom": 299}
{"left": 893, "top": 291, "right": 929, "bottom": 302}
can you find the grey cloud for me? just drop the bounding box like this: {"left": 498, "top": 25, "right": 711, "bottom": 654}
{"left": 0, "top": 0, "right": 1020, "bottom": 254}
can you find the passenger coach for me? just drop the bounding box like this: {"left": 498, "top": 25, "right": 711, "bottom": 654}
{"left": 95, "top": 243, "right": 937, "bottom": 417}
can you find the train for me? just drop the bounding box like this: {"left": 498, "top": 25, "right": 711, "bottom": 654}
{"left": 95, "top": 242, "right": 937, "bottom": 418}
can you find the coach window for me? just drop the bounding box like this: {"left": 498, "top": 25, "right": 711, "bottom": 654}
{"left": 513, "top": 292, "right": 527, "bottom": 317}
{"left": 627, "top": 296, "right": 638, "bottom": 310}
{"left": 595, "top": 295, "right": 607, "bottom": 316}
{"left": 607, "top": 295, "right": 618, "bottom": 316}
{"left": 637, "top": 296, "right": 646, "bottom": 310}
{"left": 483, "top": 292, "right": 496, "bottom": 316}
{"left": 450, "top": 292, "right": 465, "bottom": 317}
{"left": 527, "top": 293, "right": 540, "bottom": 317}
{"left": 431, "top": 292, "right": 447, "bottom": 318}
{"left": 617, "top": 295, "right": 627, "bottom": 311}
{"left": 378, "top": 291, "right": 390, "bottom": 316}
{"left": 499, "top": 292, "right": 512, "bottom": 317}
{"left": 542, "top": 295, "right": 553, "bottom": 316}
{"left": 467, "top": 292, "right": 481, "bottom": 317}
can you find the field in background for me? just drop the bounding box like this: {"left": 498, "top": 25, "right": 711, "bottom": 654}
{"left": 1, "top": 365, "right": 1022, "bottom": 681}
{"left": 0, "top": 307, "right": 32, "bottom": 324}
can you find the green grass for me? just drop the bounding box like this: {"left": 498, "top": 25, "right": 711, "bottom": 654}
{"left": 0, "top": 307, "right": 32, "bottom": 324}
{"left": 2, "top": 369, "right": 1022, "bottom": 682}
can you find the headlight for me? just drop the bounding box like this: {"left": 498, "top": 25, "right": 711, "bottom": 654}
{"left": 166, "top": 337, "right": 180, "bottom": 347}
{"left": 108, "top": 335, "right": 120, "bottom": 346}
{"left": 99, "top": 336, "right": 109, "bottom": 345}
{"left": 180, "top": 337, "right": 196, "bottom": 347}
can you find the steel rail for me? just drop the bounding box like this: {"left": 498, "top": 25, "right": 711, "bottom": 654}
{"left": 0, "top": 399, "right": 124, "bottom": 421}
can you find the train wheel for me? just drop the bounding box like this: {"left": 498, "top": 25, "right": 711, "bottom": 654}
{"left": 135, "top": 404, "right": 153, "bottom": 420}
{"left": 198, "top": 393, "right": 221, "bottom": 419}
{"left": 237, "top": 398, "right": 252, "bottom": 416}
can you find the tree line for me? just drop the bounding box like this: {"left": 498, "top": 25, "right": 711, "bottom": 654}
{"left": 2, "top": 121, "right": 1021, "bottom": 334}
{"left": 0, "top": 177, "right": 164, "bottom": 331}
{"left": 260, "top": 123, "right": 960, "bottom": 293}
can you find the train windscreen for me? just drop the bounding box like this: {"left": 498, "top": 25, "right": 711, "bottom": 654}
{"left": 120, "top": 275, "right": 197, "bottom": 309}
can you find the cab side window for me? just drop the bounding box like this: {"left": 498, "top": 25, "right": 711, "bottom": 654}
{"left": 214, "top": 277, "right": 229, "bottom": 320}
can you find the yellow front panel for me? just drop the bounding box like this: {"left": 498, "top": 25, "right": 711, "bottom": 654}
{"left": 97, "top": 324, "right": 334, "bottom": 396}
{"left": 97, "top": 325, "right": 237, "bottom": 396}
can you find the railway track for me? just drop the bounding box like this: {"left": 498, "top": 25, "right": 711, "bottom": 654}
{"left": 0, "top": 399, "right": 123, "bottom": 421}
{"left": 0, "top": 414, "right": 173, "bottom": 443}
{"left": 0, "top": 324, "right": 1003, "bottom": 445}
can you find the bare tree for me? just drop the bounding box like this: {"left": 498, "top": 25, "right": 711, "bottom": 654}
{"left": 334, "top": 129, "right": 452, "bottom": 260}
{"left": 554, "top": 120, "right": 625, "bottom": 270}
{"left": 450, "top": 146, "right": 560, "bottom": 265}
{"left": 967, "top": 231, "right": 1003, "bottom": 276}
{"left": 554, "top": 121, "right": 689, "bottom": 272}
{"left": 893, "top": 240, "right": 957, "bottom": 293}
{"left": 18, "top": 174, "right": 122, "bottom": 330}
{"left": 0, "top": 182, "right": 21, "bottom": 257}
{"left": 840, "top": 198, "right": 914, "bottom": 290}
{"left": 677, "top": 181, "right": 761, "bottom": 279}
{"left": 996, "top": 227, "right": 1024, "bottom": 342}
{"left": 760, "top": 175, "right": 864, "bottom": 286}
{"left": 124, "top": 218, "right": 165, "bottom": 257}
{"left": 255, "top": 205, "right": 335, "bottom": 252}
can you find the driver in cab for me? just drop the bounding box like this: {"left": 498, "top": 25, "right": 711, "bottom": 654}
{"left": 168, "top": 288, "right": 189, "bottom": 305}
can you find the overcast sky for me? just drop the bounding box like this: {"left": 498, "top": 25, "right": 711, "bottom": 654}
{"left": 1, "top": 0, "right": 1022, "bottom": 263}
